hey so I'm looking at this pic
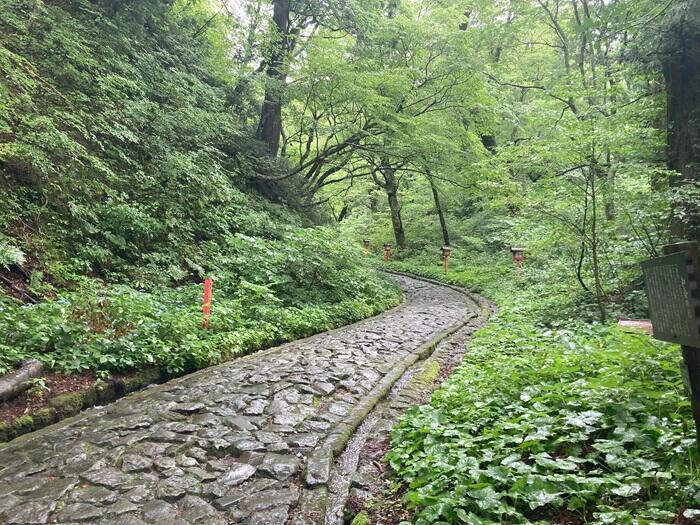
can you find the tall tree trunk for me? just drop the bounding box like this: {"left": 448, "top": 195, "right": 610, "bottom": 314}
{"left": 589, "top": 169, "right": 607, "bottom": 322}
{"left": 428, "top": 176, "right": 450, "bottom": 246}
{"left": 257, "top": 0, "right": 289, "bottom": 157}
{"left": 604, "top": 149, "right": 616, "bottom": 220}
{"left": 663, "top": 0, "right": 700, "bottom": 241}
{"left": 381, "top": 163, "right": 406, "bottom": 249}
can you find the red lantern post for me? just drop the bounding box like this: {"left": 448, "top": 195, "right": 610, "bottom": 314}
{"left": 511, "top": 247, "right": 525, "bottom": 271}
{"left": 202, "top": 277, "right": 213, "bottom": 328}
{"left": 441, "top": 246, "right": 451, "bottom": 273}
{"left": 384, "top": 243, "right": 392, "bottom": 262}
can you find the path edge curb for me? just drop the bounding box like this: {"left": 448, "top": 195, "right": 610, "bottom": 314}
{"left": 0, "top": 274, "right": 407, "bottom": 447}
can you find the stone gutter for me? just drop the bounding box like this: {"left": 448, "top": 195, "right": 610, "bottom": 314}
{"left": 292, "top": 270, "right": 491, "bottom": 524}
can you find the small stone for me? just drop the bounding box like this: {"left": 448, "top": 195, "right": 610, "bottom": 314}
{"left": 201, "top": 482, "right": 227, "bottom": 499}
{"left": 142, "top": 499, "right": 177, "bottom": 523}
{"left": 176, "top": 455, "right": 199, "bottom": 467}
{"left": 328, "top": 403, "right": 349, "bottom": 417}
{"left": 125, "top": 485, "right": 152, "bottom": 503}
{"left": 244, "top": 399, "right": 267, "bottom": 415}
{"left": 287, "top": 433, "right": 319, "bottom": 448}
{"left": 155, "top": 475, "right": 199, "bottom": 499}
{"left": 70, "top": 485, "right": 118, "bottom": 505}
{"left": 7, "top": 500, "right": 55, "bottom": 524}
{"left": 179, "top": 495, "right": 224, "bottom": 524}
{"left": 230, "top": 438, "right": 265, "bottom": 456}
{"left": 139, "top": 442, "right": 169, "bottom": 458}
{"left": 207, "top": 459, "right": 232, "bottom": 472}
{"left": 214, "top": 479, "right": 278, "bottom": 510}
{"left": 58, "top": 502, "right": 103, "bottom": 522}
{"left": 240, "top": 487, "right": 300, "bottom": 513}
{"left": 239, "top": 450, "right": 265, "bottom": 466}
{"left": 153, "top": 457, "right": 177, "bottom": 471}
{"left": 121, "top": 454, "right": 153, "bottom": 472}
{"left": 272, "top": 412, "right": 306, "bottom": 426}
{"left": 305, "top": 447, "right": 332, "bottom": 486}
{"left": 187, "top": 466, "right": 217, "bottom": 482}
{"left": 103, "top": 499, "right": 139, "bottom": 516}
{"left": 81, "top": 468, "right": 133, "bottom": 488}
{"left": 163, "top": 422, "right": 198, "bottom": 433}
{"left": 258, "top": 454, "right": 299, "bottom": 481}
{"left": 221, "top": 463, "right": 256, "bottom": 486}
{"left": 267, "top": 442, "right": 289, "bottom": 453}
{"left": 173, "top": 402, "right": 205, "bottom": 414}
{"left": 202, "top": 438, "right": 232, "bottom": 457}
{"left": 349, "top": 487, "right": 371, "bottom": 504}
{"left": 100, "top": 515, "right": 147, "bottom": 525}
{"left": 248, "top": 507, "right": 289, "bottom": 525}
{"left": 313, "top": 382, "right": 335, "bottom": 395}
{"left": 25, "top": 477, "right": 78, "bottom": 500}
{"left": 223, "top": 416, "right": 256, "bottom": 431}
{"left": 186, "top": 447, "right": 209, "bottom": 462}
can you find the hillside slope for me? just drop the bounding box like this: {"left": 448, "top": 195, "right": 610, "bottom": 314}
{"left": 0, "top": 0, "right": 398, "bottom": 377}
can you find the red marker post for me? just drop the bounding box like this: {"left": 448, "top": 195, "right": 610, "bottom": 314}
{"left": 511, "top": 246, "right": 525, "bottom": 272}
{"left": 441, "top": 246, "right": 451, "bottom": 273}
{"left": 384, "top": 242, "right": 392, "bottom": 262}
{"left": 202, "top": 277, "right": 213, "bottom": 328}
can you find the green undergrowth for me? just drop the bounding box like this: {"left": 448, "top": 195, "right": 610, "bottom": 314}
{"left": 0, "top": 1, "right": 402, "bottom": 378}
{"left": 386, "top": 254, "right": 699, "bottom": 525}
{"left": 1, "top": 230, "right": 401, "bottom": 376}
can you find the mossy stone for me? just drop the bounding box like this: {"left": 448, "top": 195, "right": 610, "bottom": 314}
{"left": 351, "top": 511, "right": 370, "bottom": 525}
{"left": 32, "top": 407, "right": 56, "bottom": 426}
{"left": 417, "top": 360, "right": 440, "bottom": 384}
{"left": 12, "top": 415, "right": 34, "bottom": 435}
{"left": 95, "top": 381, "right": 118, "bottom": 403}
{"left": 121, "top": 368, "right": 161, "bottom": 393}
{"left": 49, "top": 391, "right": 85, "bottom": 418}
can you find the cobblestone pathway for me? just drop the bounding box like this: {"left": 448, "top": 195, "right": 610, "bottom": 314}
{"left": 0, "top": 275, "right": 477, "bottom": 525}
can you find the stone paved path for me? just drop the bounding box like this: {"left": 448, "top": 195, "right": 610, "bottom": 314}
{"left": 0, "top": 275, "right": 476, "bottom": 525}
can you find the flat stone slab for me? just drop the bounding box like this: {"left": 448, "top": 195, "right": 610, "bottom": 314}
{"left": 0, "top": 275, "right": 474, "bottom": 525}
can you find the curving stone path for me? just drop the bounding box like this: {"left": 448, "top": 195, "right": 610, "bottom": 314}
{"left": 0, "top": 275, "right": 478, "bottom": 525}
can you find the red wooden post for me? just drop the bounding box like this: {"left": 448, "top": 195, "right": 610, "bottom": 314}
{"left": 202, "top": 277, "right": 213, "bottom": 328}
{"left": 511, "top": 247, "right": 525, "bottom": 271}
{"left": 441, "top": 246, "right": 451, "bottom": 273}
{"left": 384, "top": 243, "right": 391, "bottom": 262}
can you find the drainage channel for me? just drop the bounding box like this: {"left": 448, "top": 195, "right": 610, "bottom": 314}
{"left": 323, "top": 293, "right": 491, "bottom": 525}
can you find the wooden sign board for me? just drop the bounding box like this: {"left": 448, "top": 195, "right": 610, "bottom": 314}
{"left": 641, "top": 251, "right": 700, "bottom": 347}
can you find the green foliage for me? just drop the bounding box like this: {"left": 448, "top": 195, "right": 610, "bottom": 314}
{"left": 387, "top": 260, "right": 699, "bottom": 524}
{"left": 0, "top": 230, "right": 399, "bottom": 375}
{"left": 0, "top": 0, "right": 279, "bottom": 284}
{"left": 0, "top": 0, "right": 403, "bottom": 378}
{"left": 0, "top": 237, "right": 25, "bottom": 269}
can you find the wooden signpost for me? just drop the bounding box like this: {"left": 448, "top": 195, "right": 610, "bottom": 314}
{"left": 642, "top": 241, "right": 700, "bottom": 449}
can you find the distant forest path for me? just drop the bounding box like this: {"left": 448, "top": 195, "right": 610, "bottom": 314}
{"left": 0, "top": 275, "right": 485, "bottom": 525}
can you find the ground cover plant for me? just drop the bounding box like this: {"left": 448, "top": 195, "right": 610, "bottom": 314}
{"left": 1, "top": 228, "right": 399, "bottom": 376}
{"left": 0, "top": 0, "right": 402, "bottom": 381}
{"left": 386, "top": 255, "right": 700, "bottom": 525}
